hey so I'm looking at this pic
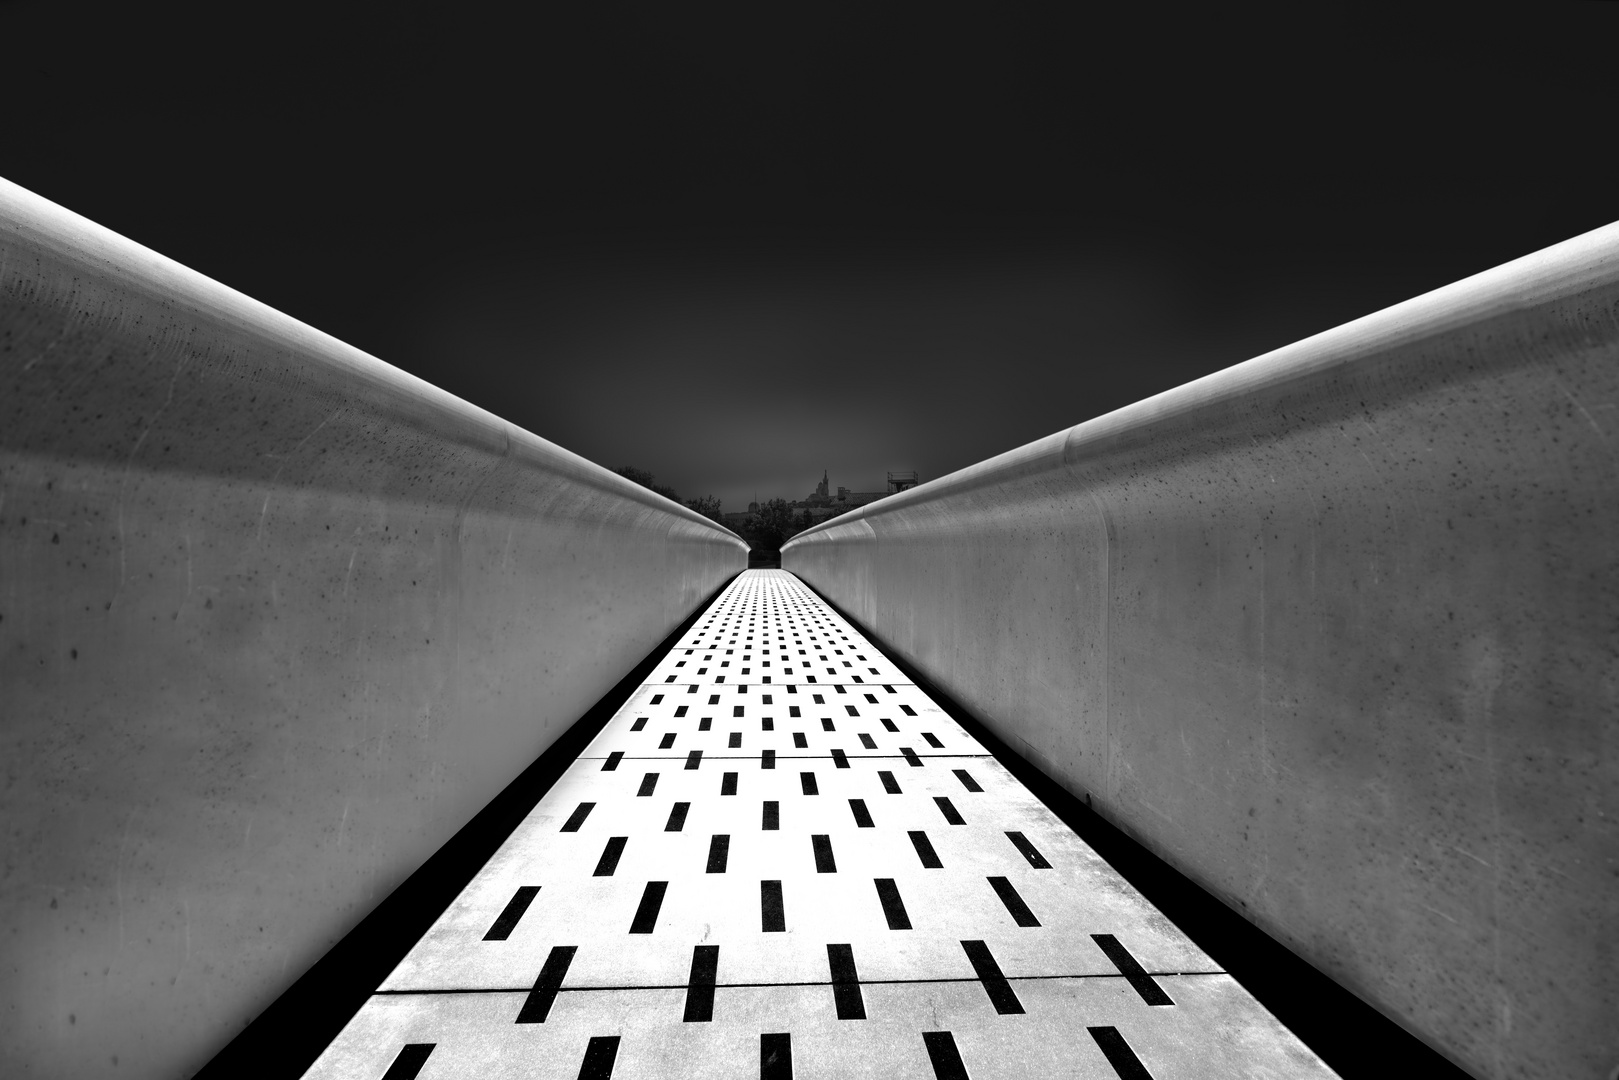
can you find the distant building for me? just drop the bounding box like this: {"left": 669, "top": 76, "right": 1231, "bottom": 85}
{"left": 803, "top": 470, "right": 833, "bottom": 507}
{"left": 798, "top": 469, "right": 920, "bottom": 511}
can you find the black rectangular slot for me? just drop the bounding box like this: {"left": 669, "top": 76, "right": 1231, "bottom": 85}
{"left": 922, "top": 1031, "right": 969, "bottom": 1080}
{"left": 880, "top": 718, "right": 899, "bottom": 732}
{"left": 1088, "top": 1027, "right": 1155, "bottom": 1080}
{"left": 922, "top": 732, "right": 944, "bottom": 748}
{"left": 561, "top": 802, "right": 595, "bottom": 832}
{"left": 637, "top": 773, "right": 658, "bottom": 797}
{"left": 674, "top": 705, "right": 689, "bottom": 717}
{"left": 699, "top": 717, "right": 712, "bottom": 731}
{"left": 826, "top": 943, "right": 866, "bottom": 1019}
{"left": 760, "top": 1033, "right": 793, "bottom": 1080}
{"left": 577, "top": 1035, "right": 621, "bottom": 1080}
{"left": 961, "top": 938, "right": 1024, "bottom": 1014}
{"left": 762, "top": 801, "right": 780, "bottom": 830}
{"left": 953, "top": 768, "right": 982, "bottom": 792}
{"left": 812, "top": 833, "right": 837, "bottom": 872}
{"left": 793, "top": 733, "right": 808, "bottom": 748}
{"left": 762, "top": 717, "right": 774, "bottom": 730}
{"left": 729, "top": 732, "right": 742, "bottom": 748}
{"left": 686, "top": 750, "right": 703, "bottom": 770}
{"left": 682, "top": 945, "right": 719, "bottom": 1022}
{"left": 706, "top": 834, "right": 730, "bottom": 873}
{"left": 831, "top": 749, "right": 849, "bottom": 769}
{"left": 934, "top": 796, "right": 965, "bottom": 824}
{"left": 733, "top": 705, "right": 745, "bottom": 717}
{"left": 762, "top": 749, "right": 776, "bottom": 769}
{"left": 1006, "top": 831, "right": 1052, "bottom": 869}
{"left": 629, "top": 881, "right": 668, "bottom": 933}
{"left": 859, "top": 733, "right": 877, "bottom": 749}
{"left": 594, "top": 837, "right": 628, "bottom": 876}
{"left": 988, "top": 876, "right": 1041, "bottom": 926}
{"left": 801, "top": 772, "right": 818, "bottom": 795}
{"left": 483, "top": 886, "right": 540, "bottom": 941}
{"left": 900, "top": 704, "right": 917, "bottom": 716}
{"left": 721, "top": 771, "right": 738, "bottom": 795}
{"left": 515, "top": 945, "right": 577, "bottom": 1023}
{"left": 845, "top": 705, "right": 859, "bottom": 716}
{"left": 822, "top": 718, "right": 835, "bottom": 731}
{"left": 901, "top": 747, "right": 923, "bottom": 767}
{"left": 878, "top": 770, "right": 901, "bottom": 794}
{"left": 380, "top": 1044, "right": 435, "bottom": 1080}
{"left": 761, "top": 879, "right": 786, "bottom": 932}
{"left": 631, "top": 717, "right": 647, "bottom": 731}
{"left": 659, "top": 733, "right": 676, "bottom": 749}
{"left": 665, "top": 802, "right": 690, "bottom": 832}
{"left": 849, "top": 798, "right": 874, "bottom": 827}
{"left": 602, "top": 752, "right": 623, "bottom": 772}
{"left": 1092, "top": 933, "right": 1175, "bottom": 1006}
{"left": 874, "top": 878, "right": 912, "bottom": 930}
{"left": 908, "top": 829, "right": 943, "bottom": 868}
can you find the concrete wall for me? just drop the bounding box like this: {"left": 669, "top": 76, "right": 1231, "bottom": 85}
{"left": 0, "top": 179, "right": 747, "bottom": 1079}
{"left": 783, "top": 225, "right": 1619, "bottom": 1080}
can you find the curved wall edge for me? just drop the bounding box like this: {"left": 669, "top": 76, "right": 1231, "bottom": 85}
{"left": 0, "top": 178, "right": 748, "bottom": 1080}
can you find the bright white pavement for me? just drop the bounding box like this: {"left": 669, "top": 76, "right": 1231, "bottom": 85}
{"left": 303, "top": 570, "right": 1336, "bottom": 1080}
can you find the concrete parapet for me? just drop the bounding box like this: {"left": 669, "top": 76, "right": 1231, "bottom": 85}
{"left": 783, "top": 224, "right": 1619, "bottom": 1079}
{"left": 0, "top": 179, "right": 747, "bottom": 1079}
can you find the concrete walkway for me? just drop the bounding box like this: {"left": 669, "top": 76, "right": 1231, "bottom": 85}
{"left": 303, "top": 570, "right": 1335, "bottom": 1079}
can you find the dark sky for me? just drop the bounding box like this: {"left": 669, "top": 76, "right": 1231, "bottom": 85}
{"left": 6, "top": 3, "right": 1616, "bottom": 512}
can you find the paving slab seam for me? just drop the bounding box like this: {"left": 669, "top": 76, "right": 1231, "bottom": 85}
{"left": 373, "top": 970, "right": 1232, "bottom": 995}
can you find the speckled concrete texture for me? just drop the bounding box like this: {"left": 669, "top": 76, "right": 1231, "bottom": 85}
{"left": 0, "top": 178, "right": 747, "bottom": 1080}
{"left": 783, "top": 223, "right": 1619, "bottom": 1080}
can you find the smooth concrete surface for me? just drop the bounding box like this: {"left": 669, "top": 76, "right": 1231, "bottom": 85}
{"left": 782, "top": 225, "right": 1619, "bottom": 1080}
{"left": 305, "top": 571, "right": 1334, "bottom": 1079}
{"left": 0, "top": 178, "right": 747, "bottom": 1080}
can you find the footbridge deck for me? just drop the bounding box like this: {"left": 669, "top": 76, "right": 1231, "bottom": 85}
{"left": 304, "top": 571, "right": 1332, "bottom": 1080}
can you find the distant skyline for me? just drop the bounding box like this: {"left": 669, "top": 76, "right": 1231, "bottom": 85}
{"left": 6, "top": 5, "right": 1616, "bottom": 517}
{"left": 724, "top": 470, "right": 905, "bottom": 514}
